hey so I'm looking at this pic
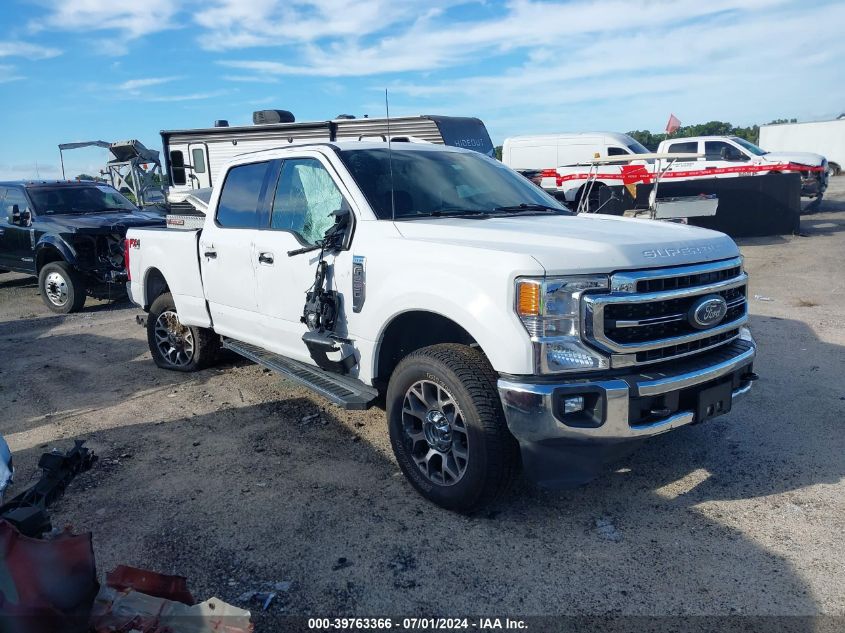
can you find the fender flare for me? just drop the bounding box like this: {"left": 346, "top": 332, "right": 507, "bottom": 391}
{"left": 34, "top": 235, "right": 77, "bottom": 272}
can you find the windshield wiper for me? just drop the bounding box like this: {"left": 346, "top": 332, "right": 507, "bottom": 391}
{"left": 492, "top": 203, "right": 569, "bottom": 215}
{"left": 396, "top": 208, "right": 492, "bottom": 220}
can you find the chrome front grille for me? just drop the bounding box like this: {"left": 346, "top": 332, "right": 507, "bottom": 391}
{"left": 583, "top": 257, "right": 748, "bottom": 368}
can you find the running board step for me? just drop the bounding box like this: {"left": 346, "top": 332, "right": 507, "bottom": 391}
{"left": 222, "top": 339, "right": 378, "bottom": 411}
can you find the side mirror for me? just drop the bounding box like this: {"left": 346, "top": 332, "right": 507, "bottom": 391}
{"left": 20, "top": 208, "right": 32, "bottom": 227}
{"left": 327, "top": 207, "right": 351, "bottom": 246}
{"left": 7, "top": 204, "right": 21, "bottom": 225}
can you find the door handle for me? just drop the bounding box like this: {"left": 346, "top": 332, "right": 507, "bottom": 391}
{"left": 258, "top": 252, "right": 274, "bottom": 265}
{"left": 204, "top": 249, "right": 217, "bottom": 259}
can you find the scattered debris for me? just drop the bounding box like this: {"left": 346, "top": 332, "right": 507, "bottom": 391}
{"left": 236, "top": 581, "right": 291, "bottom": 611}
{"left": 91, "top": 586, "right": 252, "bottom": 633}
{"left": 594, "top": 517, "right": 622, "bottom": 542}
{"left": 753, "top": 294, "right": 774, "bottom": 302}
{"left": 332, "top": 557, "right": 353, "bottom": 571}
{"left": 0, "top": 440, "right": 97, "bottom": 537}
{"left": 0, "top": 518, "right": 99, "bottom": 632}
{"left": 0, "top": 515, "right": 254, "bottom": 633}
{"left": 106, "top": 565, "right": 195, "bottom": 605}
{"left": 300, "top": 413, "right": 320, "bottom": 424}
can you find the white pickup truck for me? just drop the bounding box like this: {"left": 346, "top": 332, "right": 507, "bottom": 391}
{"left": 656, "top": 135, "right": 828, "bottom": 198}
{"left": 125, "top": 141, "right": 758, "bottom": 511}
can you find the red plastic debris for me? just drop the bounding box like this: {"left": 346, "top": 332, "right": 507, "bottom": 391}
{"left": 106, "top": 564, "right": 195, "bottom": 606}
{"left": 0, "top": 519, "right": 98, "bottom": 633}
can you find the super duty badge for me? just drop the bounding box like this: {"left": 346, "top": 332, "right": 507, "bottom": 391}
{"left": 352, "top": 255, "right": 365, "bottom": 313}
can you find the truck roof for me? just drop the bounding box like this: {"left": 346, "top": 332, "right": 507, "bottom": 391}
{"left": 231, "top": 139, "right": 476, "bottom": 161}
{"left": 660, "top": 135, "right": 744, "bottom": 143}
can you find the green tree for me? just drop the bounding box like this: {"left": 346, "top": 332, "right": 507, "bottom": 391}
{"left": 626, "top": 118, "right": 791, "bottom": 149}
{"left": 494, "top": 145, "right": 503, "bottom": 161}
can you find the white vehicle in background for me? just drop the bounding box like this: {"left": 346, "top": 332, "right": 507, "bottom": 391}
{"left": 125, "top": 140, "right": 757, "bottom": 512}
{"left": 656, "top": 136, "right": 829, "bottom": 198}
{"left": 502, "top": 132, "right": 653, "bottom": 207}
{"left": 759, "top": 118, "right": 844, "bottom": 178}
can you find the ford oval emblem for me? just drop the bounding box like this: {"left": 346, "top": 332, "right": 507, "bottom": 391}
{"left": 688, "top": 295, "right": 728, "bottom": 330}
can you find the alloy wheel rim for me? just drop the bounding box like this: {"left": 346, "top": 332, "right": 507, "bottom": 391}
{"left": 44, "top": 271, "right": 69, "bottom": 306}
{"left": 154, "top": 310, "right": 195, "bottom": 366}
{"left": 401, "top": 379, "right": 469, "bottom": 486}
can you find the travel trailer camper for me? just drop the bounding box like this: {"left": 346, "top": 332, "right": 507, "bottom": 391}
{"left": 161, "top": 111, "right": 495, "bottom": 210}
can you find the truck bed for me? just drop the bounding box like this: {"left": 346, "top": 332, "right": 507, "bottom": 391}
{"left": 126, "top": 226, "right": 212, "bottom": 328}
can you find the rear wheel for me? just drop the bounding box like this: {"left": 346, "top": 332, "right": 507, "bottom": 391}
{"left": 147, "top": 292, "right": 219, "bottom": 372}
{"left": 575, "top": 182, "right": 614, "bottom": 213}
{"left": 38, "top": 261, "right": 86, "bottom": 313}
{"left": 386, "top": 344, "right": 519, "bottom": 512}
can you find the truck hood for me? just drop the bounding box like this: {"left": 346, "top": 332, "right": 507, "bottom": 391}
{"left": 394, "top": 214, "right": 739, "bottom": 273}
{"left": 37, "top": 210, "right": 165, "bottom": 235}
{"left": 761, "top": 151, "right": 826, "bottom": 167}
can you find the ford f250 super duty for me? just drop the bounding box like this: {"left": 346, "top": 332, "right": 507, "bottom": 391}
{"left": 126, "top": 141, "right": 757, "bottom": 511}
{"left": 0, "top": 180, "right": 163, "bottom": 313}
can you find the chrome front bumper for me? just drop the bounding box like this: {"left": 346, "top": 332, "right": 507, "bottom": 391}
{"left": 498, "top": 338, "right": 756, "bottom": 487}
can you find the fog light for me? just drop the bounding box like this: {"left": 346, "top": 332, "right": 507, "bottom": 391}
{"left": 563, "top": 396, "right": 585, "bottom": 415}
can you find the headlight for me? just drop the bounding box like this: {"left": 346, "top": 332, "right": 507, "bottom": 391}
{"left": 515, "top": 275, "right": 610, "bottom": 373}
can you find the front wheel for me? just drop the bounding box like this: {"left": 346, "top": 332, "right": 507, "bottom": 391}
{"left": 38, "top": 261, "right": 86, "bottom": 313}
{"left": 386, "top": 344, "right": 520, "bottom": 512}
{"left": 147, "top": 292, "right": 219, "bottom": 372}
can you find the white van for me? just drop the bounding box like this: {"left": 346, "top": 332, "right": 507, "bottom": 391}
{"left": 502, "top": 132, "right": 651, "bottom": 173}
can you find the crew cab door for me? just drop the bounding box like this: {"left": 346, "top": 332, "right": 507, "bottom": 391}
{"left": 703, "top": 140, "right": 751, "bottom": 171}
{"left": 0, "top": 188, "right": 35, "bottom": 272}
{"left": 251, "top": 153, "right": 355, "bottom": 364}
{"left": 199, "top": 159, "right": 275, "bottom": 342}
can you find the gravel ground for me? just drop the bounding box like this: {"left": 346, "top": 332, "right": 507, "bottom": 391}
{"left": 1, "top": 182, "right": 843, "bottom": 626}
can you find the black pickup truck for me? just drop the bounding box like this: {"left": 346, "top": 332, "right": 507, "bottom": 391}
{"left": 0, "top": 181, "right": 164, "bottom": 313}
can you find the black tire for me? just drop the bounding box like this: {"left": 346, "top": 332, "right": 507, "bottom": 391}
{"left": 386, "top": 344, "right": 520, "bottom": 512}
{"left": 147, "top": 292, "right": 219, "bottom": 372}
{"left": 575, "top": 182, "right": 611, "bottom": 213}
{"left": 38, "top": 261, "right": 86, "bottom": 313}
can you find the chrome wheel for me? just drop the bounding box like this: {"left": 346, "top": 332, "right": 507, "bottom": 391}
{"left": 44, "top": 271, "right": 69, "bottom": 307}
{"left": 154, "top": 310, "right": 195, "bottom": 367}
{"left": 401, "top": 380, "right": 469, "bottom": 486}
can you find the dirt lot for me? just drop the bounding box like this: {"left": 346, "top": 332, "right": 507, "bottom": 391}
{"left": 1, "top": 182, "right": 844, "bottom": 626}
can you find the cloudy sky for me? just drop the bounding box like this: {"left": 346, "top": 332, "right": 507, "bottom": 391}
{"left": 1, "top": 0, "right": 843, "bottom": 179}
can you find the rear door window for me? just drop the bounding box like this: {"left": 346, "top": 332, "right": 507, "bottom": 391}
{"left": 607, "top": 147, "right": 629, "bottom": 156}
{"left": 705, "top": 141, "right": 746, "bottom": 161}
{"left": 216, "top": 161, "right": 274, "bottom": 229}
{"left": 667, "top": 141, "right": 698, "bottom": 154}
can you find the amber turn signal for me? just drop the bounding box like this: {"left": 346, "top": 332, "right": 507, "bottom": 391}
{"left": 517, "top": 280, "right": 541, "bottom": 316}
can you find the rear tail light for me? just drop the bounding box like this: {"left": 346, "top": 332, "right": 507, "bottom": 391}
{"left": 124, "top": 238, "right": 131, "bottom": 281}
